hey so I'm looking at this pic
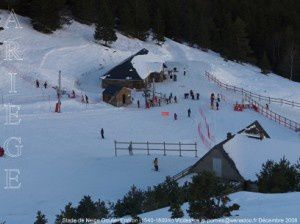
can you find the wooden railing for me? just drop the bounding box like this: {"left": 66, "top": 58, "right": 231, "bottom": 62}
{"left": 204, "top": 71, "right": 300, "bottom": 107}
{"left": 245, "top": 96, "right": 300, "bottom": 132}
{"left": 204, "top": 71, "right": 300, "bottom": 132}
{"left": 114, "top": 141, "right": 198, "bottom": 157}
{"left": 172, "top": 165, "right": 194, "bottom": 181}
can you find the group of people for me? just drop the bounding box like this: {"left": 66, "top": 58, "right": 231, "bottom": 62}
{"left": 210, "top": 93, "right": 221, "bottom": 110}
{"left": 35, "top": 79, "right": 48, "bottom": 89}
{"left": 81, "top": 95, "right": 89, "bottom": 104}
{"left": 173, "top": 108, "right": 192, "bottom": 120}
{"left": 184, "top": 90, "right": 200, "bottom": 100}
{"left": 142, "top": 92, "right": 179, "bottom": 109}
{"left": 164, "top": 93, "right": 178, "bottom": 104}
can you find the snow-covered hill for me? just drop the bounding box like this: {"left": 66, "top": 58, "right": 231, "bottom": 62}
{"left": 0, "top": 10, "right": 299, "bottom": 223}
{"left": 136, "top": 192, "right": 300, "bottom": 224}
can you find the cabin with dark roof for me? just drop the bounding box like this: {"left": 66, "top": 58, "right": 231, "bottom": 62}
{"left": 101, "top": 49, "right": 165, "bottom": 90}
{"left": 173, "top": 121, "right": 271, "bottom": 190}
{"left": 238, "top": 120, "right": 270, "bottom": 139}
{"left": 102, "top": 86, "right": 132, "bottom": 107}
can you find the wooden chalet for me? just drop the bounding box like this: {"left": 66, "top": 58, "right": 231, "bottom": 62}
{"left": 102, "top": 85, "right": 132, "bottom": 107}
{"left": 174, "top": 121, "right": 272, "bottom": 190}
{"left": 101, "top": 49, "right": 165, "bottom": 90}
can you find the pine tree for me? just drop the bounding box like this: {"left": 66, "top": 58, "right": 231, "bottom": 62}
{"left": 152, "top": 9, "right": 165, "bottom": 44}
{"left": 257, "top": 157, "right": 300, "bottom": 193}
{"left": 55, "top": 203, "right": 77, "bottom": 224}
{"left": 187, "top": 172, "right": 236, "bottom": 221}
{"left": 113, "top": 185, "right": 145, "bottom": 217}
{"left": 94, "top": 0, "right": 117, "bottom": 46}
{"left": 169, "top": 201, "right": 184, "bottom": 219}
{"left": 34, "top": 211, "right": 47, "bottom": 224}
{"left": 118, "top": 0, "right": 135, "bottom": 36}
{"left": 260, "top": 51, "right": 271, "bottom": 74}
{"left": 134, "top": 0, "right": 150, "bottom": 40}
{"left": 225, "top": 17, "right": 251, "bottom": 62}
{"left": 31, "top": 0, "right": 65, "bottom": 33}
{"left": 76, "top": 196, "right": 98, "bottom": 219}
{"left": 70, "top": 0, "right": 96, "bottom": 25}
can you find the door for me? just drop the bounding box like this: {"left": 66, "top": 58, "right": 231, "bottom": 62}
{"left": 213, "top": 158, "right": 222, "bottom": 177}
{"left": 122, "top": 94, "right": 126, "bottom": 104}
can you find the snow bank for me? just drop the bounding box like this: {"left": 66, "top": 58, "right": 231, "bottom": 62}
{"left": 223, "top": 135, "right": 300, "bottom": 181}
{"left": 131, "top": 53, "right": 164, "bottom": 79}
{"left": 136, "top": 192, "right": 300, "bottom": 223}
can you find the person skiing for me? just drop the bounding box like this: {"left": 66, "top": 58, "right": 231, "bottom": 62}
{"left": 43, "top": 81, "right": 48, "bottom": 89}
{"left": 85, "top": 95, "right": 89, "bottom": 104}
{"left": 35, "top": 79, "right": 40, "bottom": 88}
{"left": 266, "top": 103, "right": 269, "bottom": 110}
{"left": 188, "top": 108, "right": 191, "bottom": 117}
{"left": 174, "top": 96, "right": 177, "bottom": 103}
{"left": 81, "top": 95, "right": 85, "bottom": 103}
{"left": 158, "top": 98, "right": 161, "bottom": 107}
{"left": 137, "top": 100, "right": 140, "bottom": 108}
{"left": 217, "top": 94, "right": 221, "bottom": 102}
{"left": 216, "top": 101, "right": 219, "bottom": 110}
{"left": 183, "top": 70, "right": 186, "bottom": 76}
{"left": 174, "top": 113, "right": 178, "bottom": 120}
{"left": 168, "top": 95, "right": 172, "bottom": 103}
{"left": 210, "top": 93, "right": 215, "bottom": 109}
{"left": 153, "top": 158, "right": 159, "bottom": 171}
{"left": 100, "top": 128, "right": 104, "bottom": 139}
{"left": 128, "top": 142, "right": 133, "bottom": 155}
{"left": 196, "top": 93, "right": 200, "bottom": 100}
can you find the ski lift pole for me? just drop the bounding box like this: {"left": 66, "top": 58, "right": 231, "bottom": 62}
{"left": 58, "top": 70, "right": 62, "bottom": 104}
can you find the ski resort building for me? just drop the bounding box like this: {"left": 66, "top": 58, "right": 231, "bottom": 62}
{"left": 101, "top": 48, "right": 165, "bottom": 90}
{"left": 102, "top": 86, "right": 132, "bottom": 107}
{"left": 174, "top": 121, "right": 299, "bottom": 189}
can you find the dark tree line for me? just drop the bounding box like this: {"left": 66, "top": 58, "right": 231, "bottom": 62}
{"left": 1, "top": 0, "right": 299, "bottom": 81}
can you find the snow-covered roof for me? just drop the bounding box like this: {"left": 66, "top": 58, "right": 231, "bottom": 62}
{"left": 223, "top": 135, "right": 300, "bottom": 181}
{"left": 103, "top": 48, "right": 164, "bottom": 81}
{"left": 131, "top": 53, "right": 164, "bottom": 79}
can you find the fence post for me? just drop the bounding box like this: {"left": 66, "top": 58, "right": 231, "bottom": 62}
{"left": 147, "top": 141, "right": 150, "bottom": 155}
{"left": 163, "top": 142, "right": 166, "bottom": 156}
{"left": 269, "top": 97, "right": 271, "bottom": 104}
{"left": 179, "top": 142, "right": 182, "bottom": 157}
{"left": 114, "top": 140, "right": 117, "bottom": 157}
{"left": 195, "top": 143, "right": 197, "bottom": 157}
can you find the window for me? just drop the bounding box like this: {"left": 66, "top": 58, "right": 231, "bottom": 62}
{"left": 213, "top": 158, "right": 222, "bottom": 177}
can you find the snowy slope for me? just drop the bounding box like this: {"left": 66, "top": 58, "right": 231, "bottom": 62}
{"left": 137, "top": 192, "right": 300, "bottom": 224}
{"left": 0, "top": 10, "right": 300, "bottom": 224}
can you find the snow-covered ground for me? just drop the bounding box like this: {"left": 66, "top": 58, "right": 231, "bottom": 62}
{"left": 0, "top": 10, "right": 300, "bottom": 223}
{"left": 138, "top": 192, "right": 300, "bottom": 224}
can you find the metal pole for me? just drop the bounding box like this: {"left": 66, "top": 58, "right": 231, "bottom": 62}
{"left": 58, "top": 70, "right": 62, "bottom": 104}
{"left": 179, "top": 142, "right": 182, "bottom": 157}
{"left": 147, "top": 141, "right": 149, "bottom": 155}
{"left": 114, "top": 140, "right": 117, "bottom": 156}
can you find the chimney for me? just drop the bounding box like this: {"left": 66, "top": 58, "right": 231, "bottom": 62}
{"left": 227, "top": 132, "right": 233, "bottom": 140}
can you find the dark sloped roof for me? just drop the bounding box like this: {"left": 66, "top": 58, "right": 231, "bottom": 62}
{"left": 103, "top": 85, "right": 124, "bottom": 97}
{"left": 238, "top": 120, "right": 270, "bottom": 139}
{"left": 103, "top": 48, "right": 149, "bottom": 81}
{"left": 190, "top": 135, "right": 244, "bottom": 181}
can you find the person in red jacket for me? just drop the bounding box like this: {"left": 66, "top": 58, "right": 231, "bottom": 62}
{"left": 0, "top": 147, "right": 4, "bottom": 157}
